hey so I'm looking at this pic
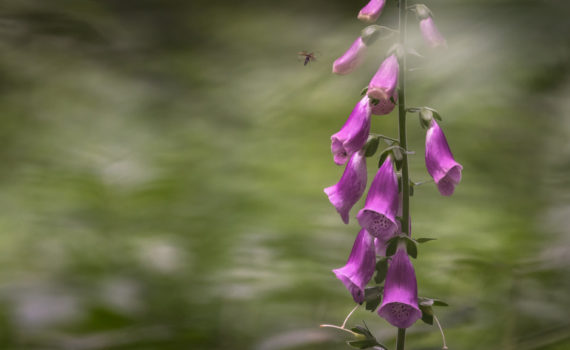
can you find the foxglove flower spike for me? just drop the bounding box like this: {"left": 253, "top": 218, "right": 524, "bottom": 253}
{"left": 425, "top": 120, "right": 463, "bottom": 196}
{"left": 324, "top": 150, "right": 367, "bottom": 224}
{"left": 333, "top": 229, "right": 376, "bottom": 304}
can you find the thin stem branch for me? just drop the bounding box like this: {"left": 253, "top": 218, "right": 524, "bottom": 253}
{"left": 319, "top": 324, "right": 358, "bottom": 336}
{"left": 396, "top": 328, "right": 406, "bottom": 350}
{"left": 341, "top": 304, "right": 359, "bottom": 329}
{"left": 433, "top": 314, "right": 449, "bottom": 350}
{"left": 369, "top": 133, "right": 400, "bottom": 143}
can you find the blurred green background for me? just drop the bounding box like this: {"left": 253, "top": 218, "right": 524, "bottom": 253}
{"left": 0, "top": 0, "right": 569, "bottom": 349}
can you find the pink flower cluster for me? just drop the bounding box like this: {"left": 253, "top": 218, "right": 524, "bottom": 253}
{"left": 324, "top": 1, "right": 459, "bottom": 329}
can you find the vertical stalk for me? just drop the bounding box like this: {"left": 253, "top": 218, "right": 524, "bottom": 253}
{"left": 396, "top": 0, "right": 408, "bottom": 348}
{"left": 397, "top": 0, "right": 410, "bottom": 236}
{"left": 396, "top": 327, "right": 406, "bottom": 350}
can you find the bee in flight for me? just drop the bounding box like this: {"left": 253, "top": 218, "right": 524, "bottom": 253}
{"left": 298, "top": 51, "right": 317, "bottom": 66}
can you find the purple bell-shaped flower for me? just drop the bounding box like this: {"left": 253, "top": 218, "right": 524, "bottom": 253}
{"left": 333, "top": 37, "right": 367, "bottom": 75}
{"left": 367, "top": 54, "right": 399, "bottom": 100}
{"left": 333, "top": 229, "right": 376, "bottom": 303}
{"left": 358, "top": 0, "right": 386, "bottom": 23}
{"left": 425, "top": 120, "right": 463, "bottom": 196}
{"left": 324, "top": 150, "right": 367, "bottom": 224}
{"left": 356, "top": 156, "right": 399, "bottom": 240}
{"left": 331, "top": 96, "right": 372, "bottom": 165}
{"left": 378, "top": 243, "right": 422, "bottom": 328}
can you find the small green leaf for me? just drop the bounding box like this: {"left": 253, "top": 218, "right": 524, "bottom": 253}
{"left": 351, "top": 326, "right": 372, "bottom": 337}
{"left": 364, "top": 286, "right": 383, "bottom": 312}
{"left": 364, "top": 137, "right": 380, "bottom": 157}
{"left": 374, "top": 258, "right": 388, "bottom": 284}
{"left": 419, "top": 304, "right": 434, "bottom": 325}
{"left": 416, "top": 238, "right": 437, "bottom": 243}
{"left": 404, "top": 237, "right": 418, "bottom": 259}
{"left": 385, "top": 236, "right": 400, "bottom": 257}
{"left": 346, "top": 339, "right": 381, "bottom": 349}
{"left": 432, "top": 299, "right": 449, "bottom": 307}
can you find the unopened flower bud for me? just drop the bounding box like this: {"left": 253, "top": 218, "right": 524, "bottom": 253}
{"left": 333, "top": 37, "right": 367, "bottom": 75}
{"left": 420, "top": 16, "right": 447, "bottom": 48}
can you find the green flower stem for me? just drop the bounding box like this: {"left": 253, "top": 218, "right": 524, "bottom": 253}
{"left": 397, "top": 328, "right": 406, "bottom": 350}
{"left": 398, "top": 0, "right": 410, "bottom": 237}
{"left": 397, "top": 1, "right": 409, "bottom": 350}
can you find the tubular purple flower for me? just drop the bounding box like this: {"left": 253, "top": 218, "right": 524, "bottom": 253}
{"left": 356, "top": 156, "right": 399, "bottom": 240}
{"left": 331, "top": 96, "right": 372, "bottom": 165}
{"left": 367, "top": 54, "right": 399, "bottom": 100}
{"left": 425, "top": 120, "right": 463, "bottom": 196}
{"left": 420, "top": 16, "right": 447, "bottom": 48}
{"left": 371, "top": 90, "right": 398, "bottom": 115}
{"left": 324, "top": 151, "right": 367, "bottom": 224}
{"left": 378, "top": 244, "right": 421, "bottom": 328}
{"left": 333, "top": 229, "right": 376, "bottom": 304}
{"left": 333, "top": 37, "right": 367, "bottom": 75}
{"left": 358, "top": 0, "right": 386, "bottom": 23}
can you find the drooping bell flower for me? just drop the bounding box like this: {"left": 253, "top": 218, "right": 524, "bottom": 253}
{"left": 358, "top": 0, "right": 386, "bottom": 23}
{"left": 331, "top": 96, "right": 372, "bottom": 165}
{"left": 420, "top": 16, "right": 447, "bottom": 48}
{"left": 425, "top": 120, "right": 463, "bottom": 196}
{"left": 356, "top": 156, "right": 399, "bottom": 240}
{"left": 371, "top": 89, "right": 398, "bottom": 115}
{"left": 378, "top": 243, "right": 422, "bottom": 328}
{"left": 324, "top": 151, "right": 367, "bottom": 224}
{"left": 333, "top": 37, "right": 367, "bottom": 75}
{"left": 333, "top": 229, "right": 376, "bottom": 304}
{"left": 367, "top": 54, "right": 399, "bottom": 101}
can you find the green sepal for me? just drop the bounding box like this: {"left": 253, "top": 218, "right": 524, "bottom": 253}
{"left": 364, "top": 286, "right": 383, "bottom": 312}
{"left": 419, "top": 296, "right": 449, "bottom": 307}
{"left": 364, "top": 136, "right": 380, "bottom": 157}
{"left": 419, "top": 304, "right": 434, "bottom": 325}
{"left": 361, "top": 87, "right": 368, "bottom": 96}
{"left": 405, "top": 236, "right": 418, "bottom": 259}
{"left": 385, "top": 235, "right": 400, "bottom": 257}
{"left": 389, "top": 96, "right": 397, "bottom": 105}
{"left": 347, "top": 339, "right": 385, "bottom": 349}
{"left": 348, "top": 323, "right": 387, "bottom": 349}
{"left": 374, "top": 257, "right": 389, "bottom": 284}
{"left": 361, "top": 25, "right": 395, "bottom": 46}
{"left": 415, "top": 237, "right": 437, "bottom": 243}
